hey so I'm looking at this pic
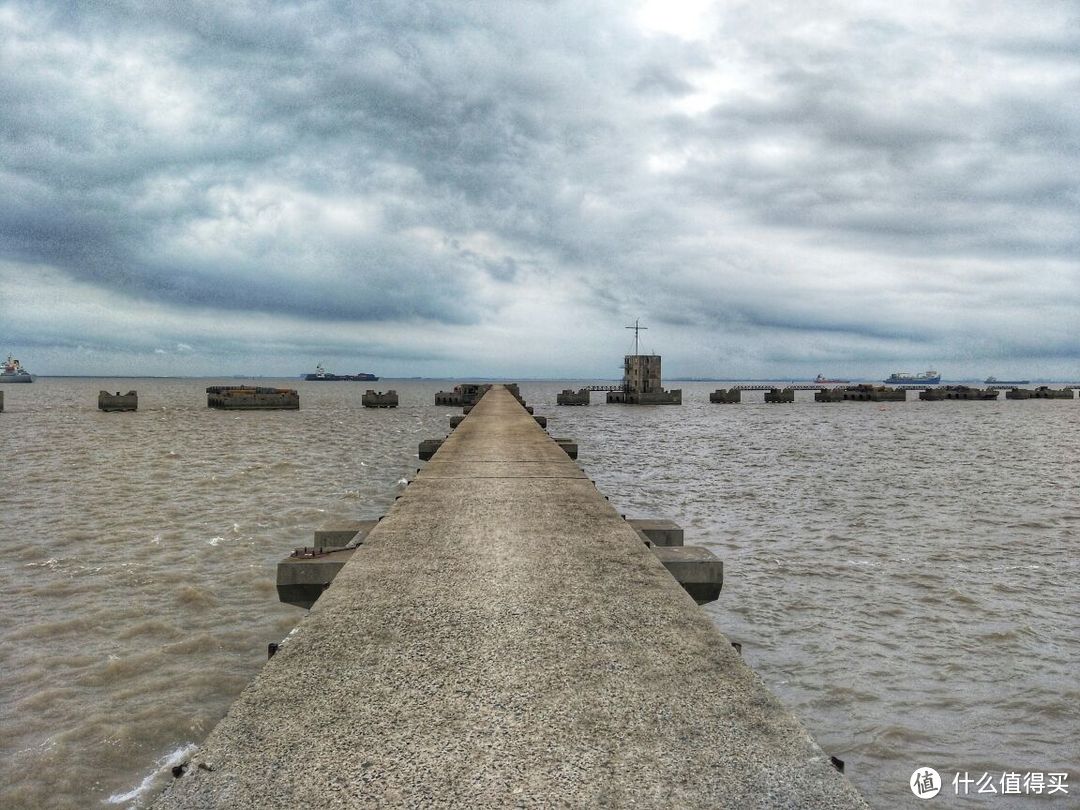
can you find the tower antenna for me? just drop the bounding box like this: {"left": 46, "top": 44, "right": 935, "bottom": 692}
{"left": 625, "top": 318, "right": 648, "bottom": 355}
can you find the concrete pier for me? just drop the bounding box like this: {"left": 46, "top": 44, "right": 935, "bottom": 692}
{"left": 153, "top": 385, "right": 866, "bottom": 809}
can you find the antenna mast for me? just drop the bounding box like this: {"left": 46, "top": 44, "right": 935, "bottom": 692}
{"left": 625, "top": 318, "right": 648, "bottom": 355}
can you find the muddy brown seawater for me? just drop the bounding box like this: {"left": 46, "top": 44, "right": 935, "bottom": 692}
{"left": 0, "top": 379, "right": 1076, "bottom": 808}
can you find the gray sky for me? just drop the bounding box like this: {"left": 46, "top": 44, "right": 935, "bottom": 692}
{"left": 2, "top": 1, "right": 1078, "bottom": 379}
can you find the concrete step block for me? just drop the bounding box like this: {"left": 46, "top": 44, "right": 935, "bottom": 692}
{"left": 651, "top": 546, "right": 723, "bottom": 604}
{"left": 533, "top": 415, "right": 547, "bottom": 428}
{"left": 552, "top": 438, "right": 577, "bottom": 459}
{"left": 449, "top": 415, "right": 465, "bottom": 429}
{"left": 418, "top": 438, "right": 444, "bottom": 460}
{"left": 627, "top": 518, "right": 683, "bottom": 547}
{"left": 276, "top": 548, "right": 355, "bottom": 609}
{"left": 313, "top": 518, "right": 380, "bottom": 549}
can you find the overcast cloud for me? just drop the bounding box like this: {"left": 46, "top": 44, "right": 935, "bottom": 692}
{"left": 1, "top": 0, "right": 1077, "bottom": 378}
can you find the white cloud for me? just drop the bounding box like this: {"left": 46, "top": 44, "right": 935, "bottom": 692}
{"left": 1, "top": 1, "right": 1077, "bottom": 378}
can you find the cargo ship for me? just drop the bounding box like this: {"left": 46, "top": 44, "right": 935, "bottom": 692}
{"left": 884, "top": 370, "right": 940, "bottom": 385}
{"left": 302, "top": 363, "right": 378, "bottom": 382}
{"left": 984, "top": 376, "right": 1030, "bottom": 385}
{"left": 1, "top": 353, "right": 34, "bottom": 383}
{"left": 814, "top": 374, "right": 850, "bottom": 384}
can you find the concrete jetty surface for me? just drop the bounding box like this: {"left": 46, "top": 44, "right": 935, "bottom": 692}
{"left": 153, "top": 386, "right": 867, "bottom": 809}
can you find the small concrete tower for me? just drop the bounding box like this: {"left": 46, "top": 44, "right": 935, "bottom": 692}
{"left": 607, "top": 320, "right": 681, "bottom": 405}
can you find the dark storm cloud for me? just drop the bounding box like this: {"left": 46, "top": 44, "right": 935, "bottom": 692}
{"left": 1, "top": 1, "right": 1078, "bottom": 375}
{"left": 2, "top": 1, "right": 651, "bottom": 327}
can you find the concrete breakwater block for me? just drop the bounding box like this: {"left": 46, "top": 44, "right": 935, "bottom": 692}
{"left": 1006, "top": 386, "right": 1074, "bottom": 399}
{"left": 607, "top": 388, "right": 682, "bottom": 405}
{"left": 0, "top": 390, "right": 4, "bottom": 411}
{"left": 206, "top": 385, "right": 299, "bottom": 409}
{"left": 557, "top": 388, "right": 590, "bottom": 405}
{"left": 362, "top": 389, "right": 398, "bottom": 408}
{"left": 434, "top": 391, "right": 463, "bottom": 406}
{"left": 418, "top": 438, "right": 444, "bottom": 460}
{"left": 815, "top": 384, "right": 904, "bottom": 403}
{"left": 628, "top": 518, "right": 684, "bottom": 547}
{"left": 98, "top": 390, "right": 138, "bottom": 411}
{"left": 919, "top": 386, "right": 998, "bottom": 400}
{"left": 533, "top": 415, "right": 547, "bottom": 428}
{"left": 710, "top": 388, "right": 740, "bottom": 404}
{"left": 552, "top": 438, "right": 577, "bottom": 459}
{"left": 651, "top": 546, "right": 724, "bottom": 604}
{"left": 764, "top": 387, "right": 795, "bottom": 403}
{"left": 435, "top": 383, "right": 491, "bottom": 406}
{"left": 449, "top": 415, "right": 465, "bottom": 429}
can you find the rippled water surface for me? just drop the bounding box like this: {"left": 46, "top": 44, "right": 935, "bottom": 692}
{"left": 1, "top": 379, "right": 1077, "bottom": 809}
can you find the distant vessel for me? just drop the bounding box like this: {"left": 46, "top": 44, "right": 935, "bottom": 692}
{"left": 302, "top": 363, "right": 378, "bottom": 382}
{"left": 984, "top": 376, "right": 1030, "bottom": 385}
{"left": 814, "top": 374, "right": 850, "bottom": 384}
{"left": 0, "top": 353, "right": 34, "bottom": 383}
{"left": 884, "top": 370, "right": 940, "bottom": 385}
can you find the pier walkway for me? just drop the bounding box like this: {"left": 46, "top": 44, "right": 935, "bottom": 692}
{"left": 153, "top": 386, "right": 866, "bottom": 809}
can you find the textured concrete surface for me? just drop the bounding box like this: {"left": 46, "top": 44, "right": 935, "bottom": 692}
{"left": 152, "top": 386, "right": 868, "bottom": 809}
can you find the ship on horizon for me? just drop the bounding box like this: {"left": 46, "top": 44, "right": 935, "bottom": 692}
{"left": 884, "top": 370, "right": 940, "bottom": 385}
{"left": 1, "top": 353, "right": 34, "bottom": 383}
{"left": 814, "top": 374, "right": 851, "bottom": 384}
{"left": 984, "top": 376, "right": 1030, "bottom": 385}
{"left": 302, "top": 363, "right": 378, "bottom": 382}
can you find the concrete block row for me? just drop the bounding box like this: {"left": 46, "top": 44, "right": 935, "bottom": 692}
{"left": 279, "top": 515, "right": 722, "bottom": 611}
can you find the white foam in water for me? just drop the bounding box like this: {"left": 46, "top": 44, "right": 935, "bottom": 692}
{"left": 105, "top": 743, "right": 197, "bottom": 806}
